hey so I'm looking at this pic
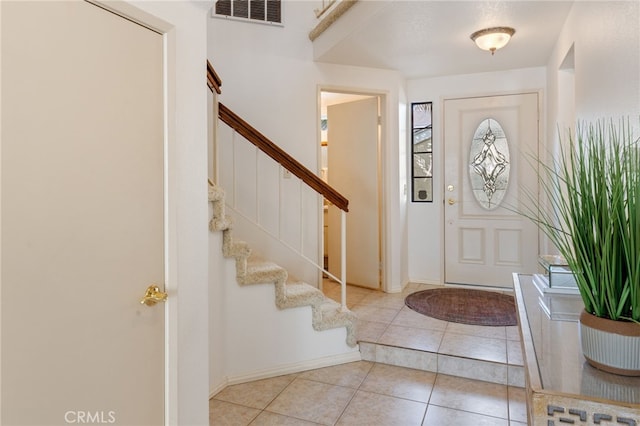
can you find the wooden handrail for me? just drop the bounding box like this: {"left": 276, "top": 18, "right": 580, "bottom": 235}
{"left": 207, "top": 60, "right": 222, "bottom": 94}
{"left": 218, "top": 103, "right": 349, "bottom": 212}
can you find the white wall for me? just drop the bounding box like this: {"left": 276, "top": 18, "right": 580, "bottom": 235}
{"left": 407, "top": 0, "right": 640, "bottom": 285}
{"left": 541, "top": 1, "right": 640, "bottom": 256}
{"left": 209, "top": 211, "right": 227, "bottom": 395}
{"left": 205, "top": 0, "right": 640, "bottom": 398}
{"left": 546, "top": 1, "right": 640, "bottom": 139}
{"left": 207, "top": 0, "right": 408, "bottom": 393}
{"left": 207, "top": 0, "right": 407, "bottom": 293}
{"left": 406, "top": 68, "right": 547, "bottom": 285}
{"left": 128, "top": 2, "right": 211, "bottom": 425}
{"left": 209, "top": 223, "right": 359, "bottom": 392}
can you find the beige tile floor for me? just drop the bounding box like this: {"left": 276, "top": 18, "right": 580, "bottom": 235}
{"left": 210, "top": 282, "right": 528, "bottom": 425}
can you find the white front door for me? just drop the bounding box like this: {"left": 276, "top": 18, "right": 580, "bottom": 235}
{"left": 1, "top": 1, "right": 165, "bottom": 424}
{"left": 443, "top": 93, "right": 539, "bottom": 288}
{"left": 327, "top": 97, "right": 381, "bottom": 289}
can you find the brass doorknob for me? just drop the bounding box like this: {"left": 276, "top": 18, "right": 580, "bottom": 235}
{"left": 140, "top": 285, "right": 168, "bottom": 306}
{"left": 448, "top": 198, "right": 456, "bottom": 205}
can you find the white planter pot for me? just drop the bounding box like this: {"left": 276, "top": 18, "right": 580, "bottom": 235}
{"left": 579, "top": 310, "right": 640, "bottom": 377}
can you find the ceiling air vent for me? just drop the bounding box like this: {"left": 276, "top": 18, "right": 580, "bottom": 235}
{"left": 214, "top": 0, "right": 282, "bottom": 25}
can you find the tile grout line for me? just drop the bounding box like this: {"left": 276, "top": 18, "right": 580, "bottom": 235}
{"left": 331, "top": 364, "right": 373, "bottom": 426}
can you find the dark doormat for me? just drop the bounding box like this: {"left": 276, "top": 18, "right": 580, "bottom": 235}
{"left": 405, "top": 288, "right": 517, "bottom": 326}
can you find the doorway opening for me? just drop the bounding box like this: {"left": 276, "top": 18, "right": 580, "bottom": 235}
{"left": 319, "top": 89, "right": 383, "bottom": 290}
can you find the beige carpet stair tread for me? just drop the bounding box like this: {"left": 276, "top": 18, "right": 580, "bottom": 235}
{"left": 245, "top": 258, "right": 286, "bottom": 275}
{"left": 280, "top": 282, "right": 326, "bottom": 308}
{"left": 209, "top": 181, "right": 357, "bottom": 347}
{"left": 319, "top": 298, "right": 340, "bottom": 311}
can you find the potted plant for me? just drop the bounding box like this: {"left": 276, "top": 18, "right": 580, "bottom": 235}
{"left": 522, "top": 118, "right": 640, "bottom": 376}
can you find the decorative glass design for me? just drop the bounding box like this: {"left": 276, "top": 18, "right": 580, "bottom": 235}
{"left": 411, "top": 102, "right": 433, "bottom": 202}
{"left": 469, "top": 118, "right": 510, "bottom": 210}
{"left": 413, "top": 153, "right": 432, "bottom": 177}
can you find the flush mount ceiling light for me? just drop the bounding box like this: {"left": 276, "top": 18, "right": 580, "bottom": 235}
{"left": 470, "top": 27, "right": 515, "bottom": 55}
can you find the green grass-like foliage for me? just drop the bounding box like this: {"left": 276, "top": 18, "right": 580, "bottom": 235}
{"left": 524, "top": 119, "right": 640, "bottom": 321}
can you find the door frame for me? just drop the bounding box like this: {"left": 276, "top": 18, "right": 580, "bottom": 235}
{"left": 317, "top": 85, "right": 386, "bottom": 291}
{"left": 439, "top": 89, "right": 544, "bottom": 288}
{"left": 88, "top": 1, "right": 179, "bottom": 422}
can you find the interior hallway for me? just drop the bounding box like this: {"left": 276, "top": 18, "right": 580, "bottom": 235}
{"left": 209, "top": 282, "right": 527, "bottom": 425}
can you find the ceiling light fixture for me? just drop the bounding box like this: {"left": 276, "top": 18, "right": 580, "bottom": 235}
{"left": 470, "top": 27, "right": 515, "bottom": 55}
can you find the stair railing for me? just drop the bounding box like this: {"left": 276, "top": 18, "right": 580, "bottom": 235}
{"left": 217, "top": 103, "right": 350, "bottom": 311}
{"left": 308, "top": 0, "right": 358, "bottom": 41}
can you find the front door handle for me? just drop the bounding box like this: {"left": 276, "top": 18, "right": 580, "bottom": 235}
{"left": 140, "top": 284, "right": 168, "bottom": 306}
{"left": 448, "top": 198, "right": 456, "bottom": 205}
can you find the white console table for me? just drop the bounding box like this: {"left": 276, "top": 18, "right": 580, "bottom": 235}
{"left": 512, "top": 273, "right": 640, "bottom": 426}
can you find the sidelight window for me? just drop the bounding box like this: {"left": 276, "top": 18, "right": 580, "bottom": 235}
{"left": 411, "top": 102, "right": 433, "bottom": 202}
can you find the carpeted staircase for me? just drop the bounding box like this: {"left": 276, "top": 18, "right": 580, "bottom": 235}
{"left": 208, "top": 182, "right": 357, "bottom": 347}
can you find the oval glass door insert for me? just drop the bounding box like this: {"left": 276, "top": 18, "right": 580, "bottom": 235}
{"left": 469, "top": 118, "right": 510, "bottom": 210}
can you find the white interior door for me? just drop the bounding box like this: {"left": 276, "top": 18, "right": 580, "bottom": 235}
{"left": 327, "top": 97, "right": 380, "bottom": 289}
{"left": 1, "top": 1, "right": 165, "bottom": 424}
{"left": 443, "top": 93, "right": 539, "bottom": 288}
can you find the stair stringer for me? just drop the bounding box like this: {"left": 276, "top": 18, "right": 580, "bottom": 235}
{"left": 208, "top": 183, "right": 357, "bottom": 347}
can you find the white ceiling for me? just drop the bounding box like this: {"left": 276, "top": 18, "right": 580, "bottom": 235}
{"left": 313, "top": 1, "right": 575, "bottom": 79}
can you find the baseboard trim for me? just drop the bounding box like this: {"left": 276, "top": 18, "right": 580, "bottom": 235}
{"left": 406, "top": 278, "right": 515, "bottom": 293}
{"left": 209, "top": 378, "right": 229, "bottom": 399}
{"left": 444, "top": 282, "right": 515, "bottom": 293}
{"left": 209, "top": 350, "right": 362, "bottom": 398}
{"left": 408, "top": 278, "right": 442, "bottom": 286}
